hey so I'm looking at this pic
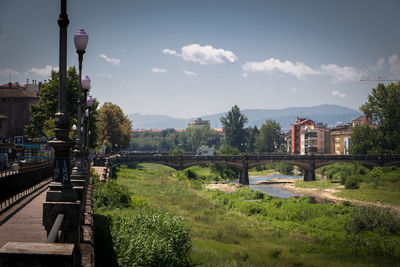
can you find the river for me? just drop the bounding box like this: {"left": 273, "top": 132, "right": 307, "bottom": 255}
{"left": 249, "top": 175, "right": 302, "bottom": 198}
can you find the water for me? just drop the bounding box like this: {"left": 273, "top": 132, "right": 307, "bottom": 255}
{"left": 249, "top": 175, "right": 302, "bottom": 199}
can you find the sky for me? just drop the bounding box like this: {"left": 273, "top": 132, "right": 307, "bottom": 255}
{"left": 1, "top": 0, "right": 400, "bottom": 118}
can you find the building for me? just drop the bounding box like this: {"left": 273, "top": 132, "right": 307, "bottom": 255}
{"left": 300, "top": 124, "right": 330, "bottom": 154}
{"left": 0, "top": 82, "right": 40, "bottom": 141}
{"left": 330, "top": 123, "right": 352, "bottom": 155}
{"left": 352, "top": 115, "right": 374, "bottom": 127}
{"left": 291, "top": 118, "right": 315, "bottom": 154}
{"left": 188, "top": 118, "right": 210, "bottom": 127}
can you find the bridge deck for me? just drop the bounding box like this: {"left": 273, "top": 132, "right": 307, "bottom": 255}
{"left": 0, "top": 186, "right": 48, "bottom": 248}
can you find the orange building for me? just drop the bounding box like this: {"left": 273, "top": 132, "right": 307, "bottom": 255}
{"left": 291, "top": 118, "right": 314, "bottom": 154}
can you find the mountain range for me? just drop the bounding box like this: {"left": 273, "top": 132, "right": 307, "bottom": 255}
{"left": 128, "top": 104, "right": 362, "bottom": 131}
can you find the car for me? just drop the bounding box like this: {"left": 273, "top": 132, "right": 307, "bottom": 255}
{"left": 153, "top": 154, "right": 162, "bottom": 157}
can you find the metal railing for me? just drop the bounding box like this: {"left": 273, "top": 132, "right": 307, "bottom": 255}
{"left": 46, "top": 214, "right": 64, "bottom": 243}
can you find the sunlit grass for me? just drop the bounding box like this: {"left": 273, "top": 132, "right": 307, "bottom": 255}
{"left": 112, "top": 163, "right": 395, "bottom": 266}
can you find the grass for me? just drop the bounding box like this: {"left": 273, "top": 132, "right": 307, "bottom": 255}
{"left": 295, "top": 164, "right": 400, "bottom": 206}
{"left": 108, "top": 163, "right": 400, "bottom": 266}
{"left": 334, "top": 184, "right": 400, "bottom": 206}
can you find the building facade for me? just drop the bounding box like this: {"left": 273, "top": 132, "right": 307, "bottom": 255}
{"left": 0, "top": 82, "right": 40, "bottom": 141}
{"left": 188, "top": 118, "right": 210, "bottom": 127}
{"left": 291, "top": 118, "right": 315, "bottom": 154}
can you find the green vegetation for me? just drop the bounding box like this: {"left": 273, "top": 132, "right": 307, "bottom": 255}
{"left": 255, "top": 120, "right": 284, "bottom": 152}
{"left": 94, "top": 163, "right": 400, "bottom": 266}
{"left": 220, "top": 105, "right": 248, "bottom": 152}
{"left": 297, "top": 163, "right": 400, "bottom": 206}
{"left": 352, "top": 82, "right": 400, "bottom": 154}
{"left": 249, "top": 162, "right": 294, "bottom": 176}
{"left": 97, "top": 102, "right": 132, "bottom": 151}
{"left": 25, "top": 67, "right": 99, "bottom": 145}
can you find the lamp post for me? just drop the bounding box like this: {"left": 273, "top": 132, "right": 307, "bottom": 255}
{"left": 72, "top": 29, "right": 88, "bottom": 175}
{"left": 47, "top": 0, "right": 76, "bottom": 201}
{"left": 86, "top": 95, "right": 94, "bottom": 152}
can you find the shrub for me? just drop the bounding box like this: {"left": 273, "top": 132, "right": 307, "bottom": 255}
{"left": 345, "top": 175, "right": 360, "bottom": 189}
{"left": 93, "top": 180, "right": 132, "bottom": 209}
{"left": 184, "top": 169, "right": 197, "bottom": 179}
{"left": 345, "top": 206, "right": 400, "bottom": 235}
{"left": 108, "top": 210, "right": 192, "bottom": 267}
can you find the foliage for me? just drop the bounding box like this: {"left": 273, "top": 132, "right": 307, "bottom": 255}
{"left": 252, "top": 162, "right": 294, "bottom": 175}
{"left": 211, "top": 144, "right": 241, "bottom": 179}
{"left": 97, "top": 102, "right": 132, "bottom": 151}
{"left": 107, "top": 210, "right": 192, "bottom": 267}
{"left": 130, "top": 126, "right": 220, "bottom": 153}
{"left": 245, "top": 126, "right": 259, "bottom": 152}
{"left": 93, "top": 179, "right": 132, "bottom": 210}
{"left": 344, "top": 175, "right": 360, "bottom": 189}
{"left": 358, "top": 82, "right": 400, "bottom": 153}
{"left": 220, "top": 105, "right": 248, "bottom": 151}
{"left": 345, "top": 206, "right": 400, "bottom": 235}
{"left": 255, "top": 120, "right": 284, "bottom": 152}
{"left": 169, "top": 147, "right": 184, "bottom": 156}
{"left": 178, "top": 126, "right": 220, "bottom": 153}
{"left": 25, "top": 67, "right": 99, "bottom": 145}
{"left": 350, "top": 125, "right": 382, "bottom": 154}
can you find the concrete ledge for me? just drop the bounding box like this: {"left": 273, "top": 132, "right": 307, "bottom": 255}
{"left": 0, "top": 242, "right": 78, "bottom": 267}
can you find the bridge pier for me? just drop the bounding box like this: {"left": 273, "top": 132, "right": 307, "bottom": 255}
{"left": 303, "top": 169, "right": 315, "bottom": 181}
{"left": 239, "top": 155, "right": 249, "bottom": 185}
{"left": 239, "top": 169, "right": 249, "bottom": 185}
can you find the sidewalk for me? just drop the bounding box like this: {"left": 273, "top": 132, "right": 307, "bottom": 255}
{"left": 0, "top": 186, "right": 48, "bottom": 248}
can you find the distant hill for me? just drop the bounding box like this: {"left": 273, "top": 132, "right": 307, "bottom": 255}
{"left": 128, "top": 104, "right": 362, "bottom": 131}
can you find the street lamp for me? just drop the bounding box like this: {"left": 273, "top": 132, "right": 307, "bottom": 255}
{"left": 47, "top": 0, "right": 76, "bottom": 201}
{"left": 73, "top": 29, "right": 88, "bottom": 175}
{"left": 81, "top": 75, "right": 91, "bottom": 151}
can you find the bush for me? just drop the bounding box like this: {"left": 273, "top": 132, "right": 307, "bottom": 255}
{"left": 108, "top": 210, "right": 192, "bottom": 267}
{"left": 345, "top": 176, "right": 360, "bottom": 189}
{"left": 93, "top": 180, "right": 132, "bottom": 209}
{"left": 345, "top": 206, "right": 400, "bottom": 235}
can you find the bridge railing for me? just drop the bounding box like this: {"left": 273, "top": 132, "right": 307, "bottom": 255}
{"left": 0, "top": 163, "right": 53, "bottom": 212}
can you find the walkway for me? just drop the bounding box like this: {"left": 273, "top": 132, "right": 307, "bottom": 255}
{"left": 0, "top": 185, "right": 49, "bottom": 248}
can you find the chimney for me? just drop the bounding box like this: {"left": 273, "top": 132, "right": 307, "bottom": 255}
{"left": 8, "top": 82, "right": 12, "bottom": 88}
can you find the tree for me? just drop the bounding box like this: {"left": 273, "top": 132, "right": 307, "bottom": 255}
{"left": 220, "top": 105, "right": 248, "bottom": 151}
{"left": 97, "top": 102, "right": 132, "bottom": 151}
{"left": 245, "top": 126, "right": 259, "bottom": 152}
{"left": 255, "top": 120, "right": 284, "bottom": 152}
{"left": 350, "top": 125, "right": 382, "bottom": 154}
{"left": 25, "top": 67, "right": 98, "bottom": 146}
{"left": 355, "top": 82, "right": 400, "bottom": 153}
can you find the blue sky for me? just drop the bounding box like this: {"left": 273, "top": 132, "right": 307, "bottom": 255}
{"left": 1, "top": 0, "right": 400, "bottom": 118}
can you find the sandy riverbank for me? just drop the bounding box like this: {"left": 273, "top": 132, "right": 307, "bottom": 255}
{"left": 206, "top": 180, "right": 400, "bottom": 215}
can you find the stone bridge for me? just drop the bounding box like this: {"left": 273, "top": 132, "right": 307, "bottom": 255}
{"left": 113, "top": 154, "right": 400, "bottom": 184}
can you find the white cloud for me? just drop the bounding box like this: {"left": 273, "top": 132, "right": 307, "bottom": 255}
{"left": 291, "top": 88, "right": 297, "bottom": 93}
{"left": 184, "top": 70, "right": 198, "bottom": 76}
{"left": 0, "top": 68, "right": 20, "bottom": 78}
{"left": 331, "top": 90, "right": 346, "bottom": 98}
{"left": 242, "top": 73, "right": 249, "bottom": 78}
{"left": 163, "top": 44, "right": 238, "bottom": 65}
{"left": 98, "top": 73, "right": 112, "bottom": 78}
{"left": 26, "top": 65, "right": 58, "bottom": 77}
{"left": 99, "top": 54, "right": 120, "bottom": 65}
{"left": 389, "top": 54, "right": 400, "bottom": 74}
{"left": 242, "top": 58, "right": 319, "bottom": 80}
{"left": 151, "top": 67, "right": 167, "bottom": 73}
{"left": 162, "top": 49, "right": 178, "bottom": 56}
{"left": 370, "top": 57, "right": 385, "bottom": 71}
{"left": 242, "top": 57, "right": 364, "bottom": 83}
{"left": 120, "top": 49, "right": 126, "bottom": 53}
{"left": 321, "top": 64, "right": 363, "bottom": 83}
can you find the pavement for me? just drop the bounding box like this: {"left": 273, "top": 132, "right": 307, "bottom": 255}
{"left": 0, "top": 184, "right": 49, "bottom": 248}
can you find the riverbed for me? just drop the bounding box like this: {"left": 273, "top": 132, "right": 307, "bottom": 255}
{"left": 249, "top": 175, "right": 302, "bottom": 198}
